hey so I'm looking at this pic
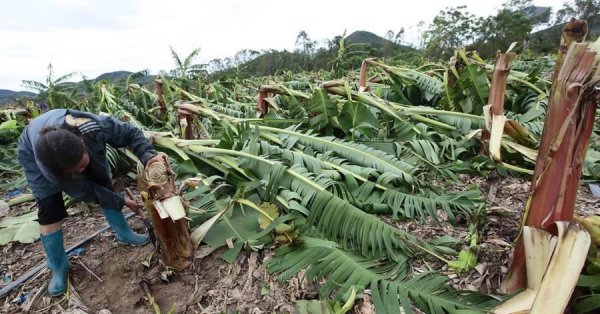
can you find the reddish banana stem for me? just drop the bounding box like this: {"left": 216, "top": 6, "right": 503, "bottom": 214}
{"left": 505, "top": 36, "right": 597, "bottom": 292}
{"left": 155, "top": 79, "right": 166, "bottom": 113}
{"left": 257, "top": 88, "right": 268, "bottom": 117}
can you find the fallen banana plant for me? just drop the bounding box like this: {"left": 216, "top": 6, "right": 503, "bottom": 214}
{"left": 5, "top": 193, "right": 35, "bottom": 207}
{"left": 9, "top": 29, "right": 600, "bottom": 313}
{"left": 138, "top": 156, "right": 193, "bottom": 270}
{"left": 494, "top": 222, "right": 591, "bottom": 313}
{"left": 294, "top": 287, "right": 356, "bottom": 314}
{"left": 0, "top": 211, "right": 40, "bottom": 245}
{"left": 190, "top": 200, "right": 232, "bottom": 247}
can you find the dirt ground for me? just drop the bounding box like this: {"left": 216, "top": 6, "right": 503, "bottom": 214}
{"left": 0, "top": 206, "right": 320, "bottom": 313}
{"left": 0, "top": 175, "right": 598, "bottom": 313}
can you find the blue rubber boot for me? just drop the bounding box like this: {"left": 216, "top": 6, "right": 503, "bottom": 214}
{"left": 102, "top": 208, "right": 149, "bottom": 246}
{"left": 40, "top": 229, "right": 69, "bottom": 296}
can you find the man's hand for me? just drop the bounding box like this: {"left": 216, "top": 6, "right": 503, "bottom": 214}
{"left": 124, "top": 195, "right": 143, "bottom": 215}
{"left": 146, "top": 153, "right": 168, "bottom": 167}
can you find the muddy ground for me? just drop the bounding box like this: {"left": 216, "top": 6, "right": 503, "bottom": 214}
{"left": 0, "top": 175, "right": 598, "bottom": 313}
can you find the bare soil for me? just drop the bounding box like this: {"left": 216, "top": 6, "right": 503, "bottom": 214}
{"left": 1, "top": 206, "right": 318, "bottom": 313}
{"left": 1, "top": 174, "right": 598, "bottom": 313}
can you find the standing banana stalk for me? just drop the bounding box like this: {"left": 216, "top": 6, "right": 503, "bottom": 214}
{"left": 358, "top": 58, "right": 379, "bottom": 92}
{"left": 155, "top": 78, "right": 166, "bottom": 113}
{"left": 505, "top": 27, "right": 600, "bottom": 292}
{"left": 257, "top": 85, "right": 312, "bottom": 116}
{"left": 485, "top": 47, "right": 516, "bottom": 161}
{"left": 178, "top": 107, "right": 193, "bottom": 140}
{"left": 139, "top": 156, "right": 193, "bottom": 270}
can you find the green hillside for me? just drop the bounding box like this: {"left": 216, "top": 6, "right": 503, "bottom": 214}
{"left": 346, "top": 30, "right": 412, "bottom": 52}
{"left": 0, "top": 89, "right": 36, "bottom": 105}
{"left": 212, "top": 30, "right": 415, "bottom": 79}
{"left": 93, "top": 71, "right": 133, "bottom": 82}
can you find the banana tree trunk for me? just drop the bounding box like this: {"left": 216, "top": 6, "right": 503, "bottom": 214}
{"left": 142, "top": 197, "right": 193, "bottom": 269}
{"left": 258, "top": 87, "right": 269, "bottom": 117}
{"left": 505, "top": 22, "right": 599, "bottom": 292}
{"left": 155, "top": 79, "right": 166, "bottom": 113}
{"left": 139, "top": 157, "right": 193, "bottom": 270}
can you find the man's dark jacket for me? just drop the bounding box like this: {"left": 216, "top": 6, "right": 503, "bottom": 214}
{"left": 17, "top": 109, "right": 155, "bottom": 212}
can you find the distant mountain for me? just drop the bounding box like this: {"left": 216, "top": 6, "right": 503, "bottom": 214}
{"left": 0, "top": 89, "right": 36, "bottom": 105}
{"left": 92, "top": 71, "right": 134, "bottom": 82}
{"left": 0, "top": 70, "right": 157, "bottom": 105}
{"left": 0, "top": 90, "right": 34, "bottom": 98}
{"left": 212, "top": 30, "right": 417, "bottom": 79}
{"left": 89, "top": 70, "right": 156, "bottom": 85}
{"left": 346, "top": 30, "right": 413, "bottom": 51}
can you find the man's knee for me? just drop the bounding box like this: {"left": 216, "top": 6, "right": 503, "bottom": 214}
{"left": 37, "top": 194, "right": 68, "bottom": 226}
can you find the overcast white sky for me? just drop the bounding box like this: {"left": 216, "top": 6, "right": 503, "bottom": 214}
{"left": 0, "top": 0, "right": 565, "bottom": 91}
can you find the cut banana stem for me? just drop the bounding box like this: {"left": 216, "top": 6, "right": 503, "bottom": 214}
{"left": 531, "top": 222, "right": 591, "bottom": 313}
{"left": 524, "top": 227, "right": 556, "bottom": 291}
{"left": 494, "top": 222, "right": 591, "bottom": 314}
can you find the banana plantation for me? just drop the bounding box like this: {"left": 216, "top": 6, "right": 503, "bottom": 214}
{"left": 1, "top": 21, "right": 600, "bottom": 314}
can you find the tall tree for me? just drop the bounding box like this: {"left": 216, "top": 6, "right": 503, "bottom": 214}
{"left": 466, "top": 0, "right": 552, "bottom": 58}
{"left": 382, "top": 30, "right": 398, "bottom": 58}
{"left": 505, "top": 0, "right": 551, "bottom": 26}
{"left": 208, "top": 58, "right": 225, "bottom": 73}
{"left": 233, "top": 49, "right": 260, "bottom": 67}
{"left": 384, "top": 28, "right": 405, "bottom": 45}
{"left": 169, "top": 47, "right": 207, "bottom": 91}
{"left": 473, "top": 8, "right": 533, "bottom": 57}
{"left": 384, "top": 30, "right": 395, "bottom": 42}
{"left": 395, "top": 27, "right": 405, "bottom": 45}
{"left": 555, "top": 0, "right": 600, "bottom": 23}
{"left": 21, "top": 63, "right": 78, "bottom": 109}
{"left": 295, "top": 30, "right": 316, "bottom": 55}
{"left": 423, "top": 6, "right": 477, "bottom": 59}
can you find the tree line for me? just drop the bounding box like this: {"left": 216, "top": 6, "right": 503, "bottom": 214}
{"left": 209, "top": 0, "right": 600, "bottom": 80}
{"left": 17, "top": 0, "right": 600, "bottom": 105}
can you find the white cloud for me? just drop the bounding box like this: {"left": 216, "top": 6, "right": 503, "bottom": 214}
{"left": 0, "top": 0, "right": 566, "bottom": 91}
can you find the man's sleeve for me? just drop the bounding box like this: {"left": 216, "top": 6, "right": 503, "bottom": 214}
{"left": 98, "top": 115, "right": 155, "bottom": 165}
{"left": 60, "top": 178, "right": 125, "bottom": 210}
